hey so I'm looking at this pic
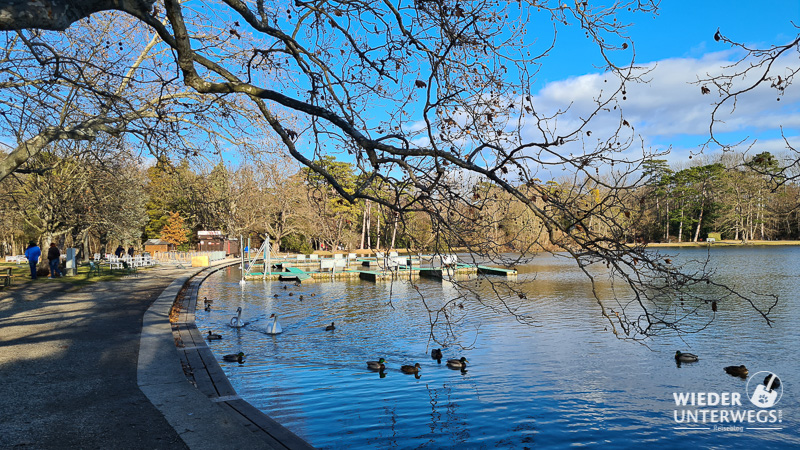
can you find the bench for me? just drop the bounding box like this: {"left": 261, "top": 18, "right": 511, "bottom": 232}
{"left": 1, "top": 267, "right": 15, "bottom": 286}
{"left": 88, "top": 261, "right": 103, "bottom": 276}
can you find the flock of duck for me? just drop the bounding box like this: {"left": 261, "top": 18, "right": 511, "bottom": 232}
{"left": 366, "top": 352, "right": 469, "bottom": 378}
{"left": 204, "top": 297, "right": 467, "bottom": 375}
{"left": 674, "top": 351, "right": 750, "bottom": 378}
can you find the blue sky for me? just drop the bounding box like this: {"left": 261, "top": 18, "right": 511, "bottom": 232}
{"left": 211, "top": 2, "right": 800, "bottom": 176}
{"left": 521, "top": 1, "right": 800, "bottom": 168}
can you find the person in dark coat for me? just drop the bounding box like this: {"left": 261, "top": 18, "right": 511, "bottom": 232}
{"left": 47, "top": 243, "right": 62, "bottom": 278}
{"left": 115, "top": 245, "right": 124, "bottom": 258}
{"left": 24, "top": 241, "right": 41, "bottom": 280}
{"left": 127, "top": 246, "right": 134, "bottom": 257}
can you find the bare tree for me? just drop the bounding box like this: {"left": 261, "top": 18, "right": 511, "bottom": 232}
{"left": 0, "top": 1, "right": 785, "bottom": 339}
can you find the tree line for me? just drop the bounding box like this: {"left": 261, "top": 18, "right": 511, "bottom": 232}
{"left": 5, "top": 139, "right": 796, "bottom": 261}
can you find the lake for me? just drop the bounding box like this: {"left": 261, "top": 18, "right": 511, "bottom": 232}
{"left": 196, "top": 246, "right": 799, "bottom": 448}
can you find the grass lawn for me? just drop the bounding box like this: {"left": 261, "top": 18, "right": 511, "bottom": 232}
{"left": 1, "top": 262, "right": 146, "bottom": 289}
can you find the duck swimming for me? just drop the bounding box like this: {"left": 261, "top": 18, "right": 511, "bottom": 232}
{"left": 203, "top": 297, "right": 213, "bottom": 304}
{"left": 367, "top": 358, "right": 386, "bottom": 370}
{"left": 325, "top": 322, "right": 335, "bottom": 331}
{"left": 675, "top": 351, "right": 699, "bottom": 362}
{"left": 431, "top": 349, "right": 443, "bottom": 362}
{"left": 207, "top": 330, "right": 222, "bottom": 340}
{"left": 223, "top": 352, "right": 244, "bottom": 363}
{"left": 401, "top": 363, "right": 421, "bottom": 374}
{"left": 724, "top": 365, "right": 748, "bottom": 378}
{"left": 204, "top": 303, "right": 211, "bottom": 312}
{"left": 266, "top": 313, "right": 283, "bottom": 335}
{"left": 446, "top": 357, "right": 469, "bottom": 369}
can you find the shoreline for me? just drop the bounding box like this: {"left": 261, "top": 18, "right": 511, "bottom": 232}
{"left": 645, "top": 240, "right": 800, "bottom": 248}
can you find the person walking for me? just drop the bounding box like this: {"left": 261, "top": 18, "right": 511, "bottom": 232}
{"left": 115, "top": 245, "right": 124, "bottom": 258}
{"left": 47, "top": 243, "right": 63, "bottom": 278}
{"left": 127, "top": 245, "right": 134, "bottom": 257}
{"left": 24, "top": 241, "right": 41, "bottom": 280}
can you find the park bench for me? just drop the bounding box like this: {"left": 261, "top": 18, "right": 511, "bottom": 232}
{"left": 1, "top": 267, "right": 15, "bottom": 286}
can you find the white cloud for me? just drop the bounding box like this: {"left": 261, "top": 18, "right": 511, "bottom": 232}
{"left": 523, "top": 50, "right": 800, "bottom": 163}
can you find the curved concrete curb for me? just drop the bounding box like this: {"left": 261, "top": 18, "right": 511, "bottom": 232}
{"left": 137, "top": 263, "right": 287, "bottom": 449}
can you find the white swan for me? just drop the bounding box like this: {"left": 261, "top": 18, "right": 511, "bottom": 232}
{"left": 230, "top": 307, "right": 249, "bottom": 328}
{"left": 266, "top": 313, "right": 282, "bottom": 335}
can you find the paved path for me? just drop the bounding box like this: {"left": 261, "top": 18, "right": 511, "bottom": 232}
{"left": 0, "top": 263, "right": 308, "bottom": 449}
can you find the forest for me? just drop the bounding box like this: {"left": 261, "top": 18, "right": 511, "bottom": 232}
{"left": 2, "top": 143, "right": 797, "bottom": 258}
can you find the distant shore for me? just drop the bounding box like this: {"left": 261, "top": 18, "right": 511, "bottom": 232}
{"left": 646, "top": 240, "right": 800, "bottom": 248}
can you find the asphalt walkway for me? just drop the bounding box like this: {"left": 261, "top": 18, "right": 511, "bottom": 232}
{"left": 0, "top": 263, "right": 302, "bottom": 449}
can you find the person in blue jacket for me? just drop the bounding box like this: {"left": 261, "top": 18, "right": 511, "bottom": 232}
{"left": 24, "top": 241, "right": 41, "bottom": 280}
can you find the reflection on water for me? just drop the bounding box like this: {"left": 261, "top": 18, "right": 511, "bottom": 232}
{"left": 197, "top": 247, "right": 800, "bottom": 449}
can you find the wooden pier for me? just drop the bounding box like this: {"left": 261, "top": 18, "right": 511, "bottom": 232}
{"left": 243, "top": 261, "right": 514, "bottom": 283}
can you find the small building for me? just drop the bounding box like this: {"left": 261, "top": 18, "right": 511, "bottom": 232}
{"left": 144, "top": 238, "right": 173, "bottom": 254}
{"left": 198, "top": 231, "right": 239, "bottom": 256}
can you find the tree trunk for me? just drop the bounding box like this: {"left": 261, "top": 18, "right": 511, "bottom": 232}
{"left": 692, "top": 202, "right": 704, "bottom": 243}
{"left": 376, "top": 210, "right": 381, "bottom": 250}
{"left": 390, "top": 212, "right": 398, "bottom": 250}
{"left": 366, "top": 201, "right": 372, "bottom": 248}
{"left": 360, "top": 201, "right": 368, "bottom": 249}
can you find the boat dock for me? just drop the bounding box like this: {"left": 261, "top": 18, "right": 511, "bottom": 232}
{"left": 243, "top": 259, "right": 516, "bottom": 283}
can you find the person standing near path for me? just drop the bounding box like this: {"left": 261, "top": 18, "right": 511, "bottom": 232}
{"left": 115, "top": 245, "right": 125, "bottom": 258}
{"left": 127, "top": 245, "right": 134, "bottom": 257}
{"left": 47, "top": 243, "right": 62, "bottom": 278}
{"left": 24, "top": 241, "right": 41, "bottom": 280}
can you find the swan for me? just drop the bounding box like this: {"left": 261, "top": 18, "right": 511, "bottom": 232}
{"left": 367, "top": 358, "right": 386, "bottom": 370}
{"left": 401, "top": 363, "right": 421, "bottom": 374}
{"left": 675, "top": 351, "right": 699, "bottom": 362}
{"left": 446, "top": 357, "right": 469, "bottom": 369}
{"left": 266, "top": 313, "right": 283, "bottom": 335}
{"left": 230, "top": 307, "right": 249, "bottom": 328}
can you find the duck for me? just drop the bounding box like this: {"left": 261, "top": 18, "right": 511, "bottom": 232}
{"left": 675, "top": 351, "right": 699, "bottom": 363}
{"left": 431, "top": 348, "right": 443, "bottom": 361}
{"left": 367, "top": 358, "right": 386, "bottom": 370}
{"left": 207, "top": 330, "right": 222, "bottom": 340}
{"left": 288, "top": 292, "right": 294, "bottom": 296}
{"left": 400, "top": 363, "right": 421, "bottom": 374}
{"left": 299, "top": 295, "right": 304, "bottom": 301}
{"left": 724, "top": 365, "right": 748, "bottom": 378}
{"left": 203, "top": 297, "right": 213, "bottom": 304}
{"left": 266, "top": 313, "right": 283, "bottom": 335}
{"left": 204, "top": 303, "right": 211, "bottom": 312}
{"left": 446, "top": 357, "right": 469, "bottom": 369}
{"left": 283, "top": 285, "right": 287, "bottom": 290}
{"left": 325, "top": 322, "right": 335, "bottom": 331}
{"left": 223, "top": 352, "right": 244, "bottom": 363}
{"left": 230, "top": 307, "right": 248, "bottom": 328}
{"left": 273, "top": 294, "right": 279, "bottom": 298}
